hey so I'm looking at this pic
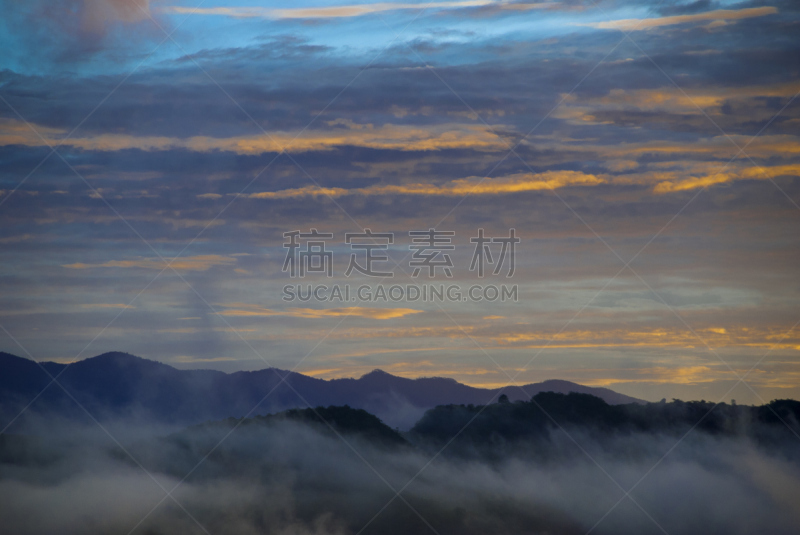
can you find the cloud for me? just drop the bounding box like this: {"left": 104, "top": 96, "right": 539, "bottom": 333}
{"left": 653, "top": 164, "right": 800, "bottom": 193}
{"left": 219, "top": 304, "right": 423, "bottom": 320}
{"left": 62, "top": 255, "right": 237, "bottom": 271}
{"left": 553, "top": 83, "right": 799, "bottom": 132}
{"left": 249, "top": 170, "right": 604, "bottom": 199}
{"left": 467, "top": 322, "right": 800, "bottom": 356}
{"left": 81, "top": 0, "right": 153, "bottom": 29}
{"left": 173, "top": 355, "right": 238, "bottom": 363}
{"left": 160, "top": 1, "right": 553, "bottom": 20}
{"left": 2, "top": 0, "right": 799, "bottom": 403}
{"left": 156, "top": 327, "right": 200, "bottom": 334}
{"left": 0, "top": 234, "right": 33, "bottom": 244}
{"left": 595, "top": 136, "right": 800, "bottom": 160}
{"left": 0, "top": 118, "right": 509, "bottom": 154}
{"left": 643, "top": 365, "right": 717, "bottom": 384}
{"left": 0, "top": 0, "right": 158, "bottom": 69}
{"left": 79, "top": 303, "right": 136, "bottom": 309}
{"left": 291, "top": 307, "right": 424, "bottom": 319}
{"left": 583, "top": 6, "right": 778, "bottom": 31}
{"left": 580, "top": 366, "right": 718, "bottom": 386}
{"left": 2, "top": 413, "right": 800, "bottom": 535}
{"left": 578, "top": 367, "right": 800, "bottom": 391}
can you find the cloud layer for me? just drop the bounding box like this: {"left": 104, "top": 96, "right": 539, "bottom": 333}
{"left": 0, "top": 0, "right": 798, "bottom": 403}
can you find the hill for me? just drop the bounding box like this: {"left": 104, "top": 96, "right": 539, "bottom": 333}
{"left": 0, "top": 351, "right": 643, "bottom": 430}
{"left": 409, "top": 392, "right": 800, "bottom": 458}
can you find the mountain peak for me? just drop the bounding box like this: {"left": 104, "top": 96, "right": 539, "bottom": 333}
{"left": 361, "top": 369, "right": 392, "bottom": 378}
{"left": 539, "top": 379, "right": 579, "bottom": 386}
{"left": 89, "top": 351, "right": 141, "bottom": 360}
{"left": 76, "top": 352, "right": 174, "bottom": 372}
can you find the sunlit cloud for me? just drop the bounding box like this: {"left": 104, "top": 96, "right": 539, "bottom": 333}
{"left": 0, "top": 119, "right": 508, "bottom": 154}
{"left": 249, "top": 170, "right": 604, "bottom": 199}
{"left": 578, "top": 366, "right": 800, "bottom": 390}
{"left": 653, "top": 164, "right": 800, "bottom": 193}
{"left": 583, "top": 6, "right": 777, "bottom": 31}
{"left": 63, "top": 255, "right": 237, "bottom": 271}
{"left": 496, "top": 326, "right": 800, "bottom": 352}
{"left": 283, "top": 323, "right": 788, "bottom": 351}
{"left": 289, "top": 307, "right": 423, "bottom": 319}
{"left": 555, "top": 83, "right": 798, "bottom": 121}
{"left": 597, "top": 137, "right": 800, "bottom": 161}
{"left": 574, "top": 366, "right": 719, "bottom": 387}
{"left": 637, "top": 366, "right": 717, "bottom": 385}
{"left": 219, "top": 304, "right": 423, "bottom": 320}
{"left": 161, "top": 1, "right": 554, "bottom": 20}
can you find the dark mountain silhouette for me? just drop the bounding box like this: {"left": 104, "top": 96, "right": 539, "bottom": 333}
{"left": 0, "top": 351, "right": 643, "bottom": 430}
{"left": 409, "top": 391, "right": 800, "bottom": 458}
{"left": 178, "top": 405, "right": 409, "bottom": 450}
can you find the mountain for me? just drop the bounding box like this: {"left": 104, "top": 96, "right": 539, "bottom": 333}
{"left": 180, "top": 405, "right": 409, "bottom": 450}
{"left": 0, "top": 351, "right": 644, "bottom": 430}
{"left": 409, "top": 391, "right": 800, "bottom": 459}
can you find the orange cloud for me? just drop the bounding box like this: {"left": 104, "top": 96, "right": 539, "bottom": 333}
{"left": 474, "top": 324, "right": 800, "bottom": 353}
{"left": 574, "top": 366, "right": 719, "bottom": 387}
{"left": 219, "top": 304, "right": 423, "bottom": 320}
{"left": 249, "top": 170, "right": 604, "bottom": 199}
{"left": 638, "top": 366, "right": 717, "bottom": 385}
{"left": 533, "top": 134, "right": 800, "bottom": 163}
{"left": 0, "top": 118, "right": 508, "bottom": 154}
{"left": 289, "top": 307, "right": 423, "bottom": 320}
{"left": 654, "top": 164, "right": 800, "bottom": 193}
{"left": 653, "top": 173, "right": 732, "bottom": 193}
{"left": 63, "top": 255, "right": 236, "bottom": 271}
{"left": 584, "top": 6, "right": 777, "bottom": 31}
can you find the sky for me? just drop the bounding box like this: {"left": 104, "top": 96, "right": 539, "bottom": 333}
{"left": 0, "top": 0, "right": 798, "bottom": 404}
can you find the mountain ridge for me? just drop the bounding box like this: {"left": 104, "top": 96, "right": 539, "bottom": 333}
{"left": 0, "top": 351, "right": 644, "bottom": 429}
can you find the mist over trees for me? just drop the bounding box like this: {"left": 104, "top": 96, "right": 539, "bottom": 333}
{"left": 1, "top": 393, "right": 799, "bottom": 534}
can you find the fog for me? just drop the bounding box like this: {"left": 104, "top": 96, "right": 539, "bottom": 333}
{"left": 1, "top": 415, "right": 799, "bottom": 535}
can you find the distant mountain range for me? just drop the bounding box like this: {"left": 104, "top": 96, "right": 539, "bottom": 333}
{"left": 0, "top": 351, "right": 644, "bottom": 429}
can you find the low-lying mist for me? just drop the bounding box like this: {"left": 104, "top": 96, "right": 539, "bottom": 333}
{"left": 1, "top": 403, "right": 799, "bottom": 535}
